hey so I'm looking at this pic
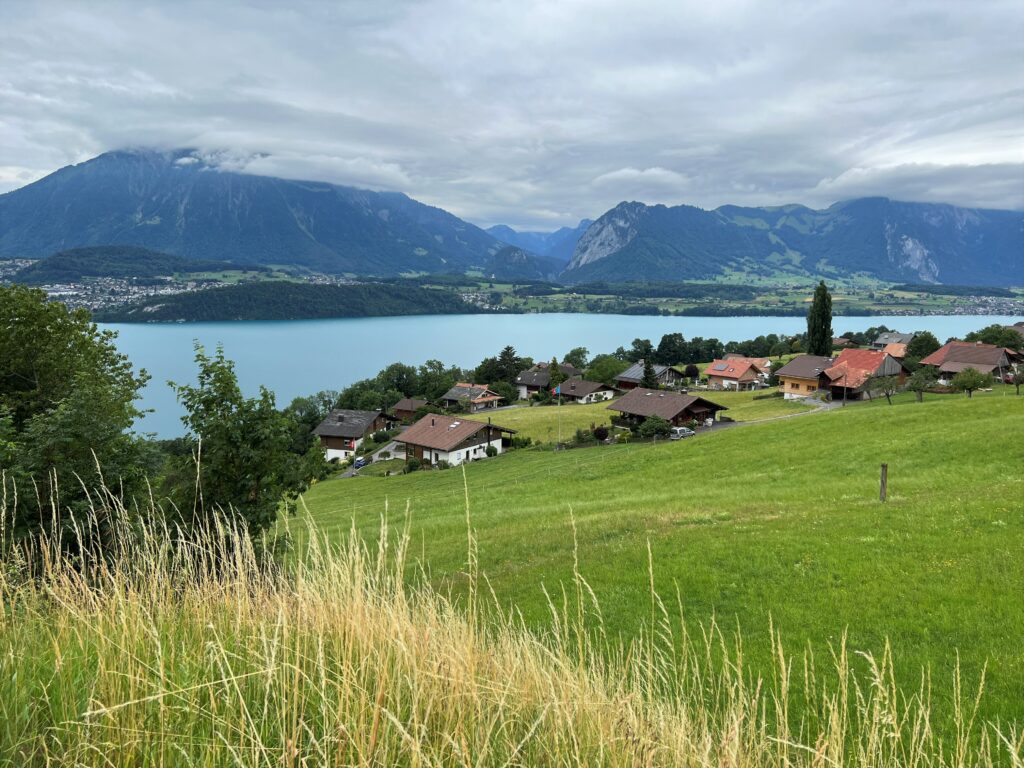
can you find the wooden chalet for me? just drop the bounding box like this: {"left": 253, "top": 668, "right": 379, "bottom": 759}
{"left": 395, "top": 413, "right": 516, "bottom": 467}
{"left": 607, "top": 388, "right": 727, "bottom": 428}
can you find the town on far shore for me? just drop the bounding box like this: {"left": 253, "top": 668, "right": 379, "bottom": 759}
{"left": 310, "top": 319, "right": 1024, "bottom": 475}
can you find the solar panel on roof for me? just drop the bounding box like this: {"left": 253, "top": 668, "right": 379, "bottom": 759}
{"left": 713, "top": 363, "right": 728, "bottom": 371}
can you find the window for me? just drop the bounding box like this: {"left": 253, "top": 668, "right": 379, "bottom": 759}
{"left": 789, "top": 381, "right": 798, "bottom": 389}
{"left": 807, "top": 384, "right": 815, "bottom": 392}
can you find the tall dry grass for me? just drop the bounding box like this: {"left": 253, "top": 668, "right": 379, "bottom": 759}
{"left": 0, "top": 471, "right": 1020, "bottom": 767}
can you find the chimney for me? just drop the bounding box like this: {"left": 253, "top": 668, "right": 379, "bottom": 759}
{"left": 431, "top": 417, "right": 435, "bottom": 426}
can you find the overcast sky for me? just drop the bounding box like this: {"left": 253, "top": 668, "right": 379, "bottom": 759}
{"left": 2, "top": 0, "right": 1022, "bottom": 229}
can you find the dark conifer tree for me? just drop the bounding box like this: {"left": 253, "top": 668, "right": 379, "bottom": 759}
{"left": 806, "top": 281, "right": 833, "bottom": 356}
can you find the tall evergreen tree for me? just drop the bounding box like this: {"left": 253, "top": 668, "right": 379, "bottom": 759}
{"left": 806, "top": 281, "right": 833, "bottom": 356}
{"left": 548, "top": 356, "right": 567, "bottom": 388}
{"left": 640, "top": 358, "right": 659, "bottom": 389}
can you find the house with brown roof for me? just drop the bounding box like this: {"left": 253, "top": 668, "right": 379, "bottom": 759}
{"left": 614, "top": 360, "right": 685, "bottom": 390}
{"left": 871, "top": 331, "right": 916, "bottom": 350}
{"left": 515, "top": 362, "right": 583, "bottom": 400}
{"left": 881, "top": 342, "right": 908, "bottom": 360}
{"left": 774, "top": 355, "right": 835, "bottom": 399}
{"left": 607, "top": 388, "right": 727, "bottom": 428}
{"left": 314, "top": 409, "right": 391, "bottom": 460}
{"left": 832, "top": 337, "right": 854, "bottom": 349}
{"left": 822, "top": 349, "right": 906, "bottom": 400}
{"left": 919, "top": 341, "right": 1015, "bottom": 383}
{"left": 706, "top": 358, "right": 761, "bottom": 390}
{"left": 395, "top": 413, "right": 516, "bottom": 466}
{"left": 554, "top": 379, "right": 617, "bottom": 403}
{"left": 391, "top": 397, "right": 429, "bottom": 423}
{"left": 440, "top": 383, "right": 502, "bottom": 412}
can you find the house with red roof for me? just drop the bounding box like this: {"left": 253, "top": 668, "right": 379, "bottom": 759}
{"left": 822, "top": 349, "right": 906, "bottom": 400}
{"left": 705, "top": 358, "right": 761, "bottom": 390}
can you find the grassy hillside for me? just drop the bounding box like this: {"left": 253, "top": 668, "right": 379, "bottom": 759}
{"left": 299, "top": 393, "right": 1024, "bottom": 723}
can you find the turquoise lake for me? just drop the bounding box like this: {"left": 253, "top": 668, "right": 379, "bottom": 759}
{"left": 101, "top": 313, "right": 1021, "bottom": 437}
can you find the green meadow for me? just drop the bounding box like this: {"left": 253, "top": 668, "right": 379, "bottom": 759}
{"left": 299, "top": 392, "right": 1024, "bottom": 723}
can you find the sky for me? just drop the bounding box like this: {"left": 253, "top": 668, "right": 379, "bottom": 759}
{"left": 2, "top": 0, "right": 1023, "bottom": 230}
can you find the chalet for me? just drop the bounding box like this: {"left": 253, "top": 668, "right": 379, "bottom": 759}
{"left": 705, "top": 359, "right": 761, "bottom": 390}
{"left": 871, "top": 331, "right": 916, "bottom": 350}
{"left": 607, "top": 387, "right": 727, "bottom": 428}
{"left": 395, "top": 413, "right": 516, "bottom": 467}
{"left": 822, "top": 349, "right": 906, "bottom": 401}
{"left": 554, "top": 379, "right": 617, "bottom": 403}
{"left": 392, "top": 397, "right": 429, "bottom": 422}
{"left": 515, "top": 362, "right": 583, "bottom": 400}
{"left": 723, "top": 354, "right": 773, "bottom": 374}
{"left": 440, "top": 382, "right": 502, "bottom": 412}
{"left": 314, "top": 409, "right": 390, "bottom": 460}
{"left": 614, "top": 359, "right": 685, "bottom": 390}
{"left": 832, "top": 337, "right": 854, "bottom": 349}
{"left": 775, "top": 355, "right": 834, "bottom": 399}
{"left": 919, "top": 341, "right": 1015, "bottom": 384}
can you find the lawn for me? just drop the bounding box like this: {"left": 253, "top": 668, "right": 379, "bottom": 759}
{"left": 298, "top": 393, "right": 1024, "bottom": 723}
{"left": 492, "top": 387, "right": 814, "bottom": 444}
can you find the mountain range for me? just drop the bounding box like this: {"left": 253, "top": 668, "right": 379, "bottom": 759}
{"left": 1, "top": 149, "right": 1020, "bottom": 286}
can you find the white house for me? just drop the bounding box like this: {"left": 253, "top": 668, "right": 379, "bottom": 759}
{"left": 313, "top": 409, "right": 389, "bottom": 460}
{"left": 395, "top": 413, "right": 516, "bottom": 467}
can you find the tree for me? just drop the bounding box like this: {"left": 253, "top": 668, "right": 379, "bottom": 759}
{"left": 0, "top": 285, "right": 150, "bottom": 542}
{"left": 1012, "top": 364, "right": 1024, "bottom": 396}
{"left": 562, "top": 346, "right": 589, "bottom": 370}
{"left": 585, "top": 354, "right": 629, "bottom": 386}
{"left": 869, "top": 375, "right": 900, "bottom": 405}
{"left": 906, "top": 368, "right": 937, "bottom": 403}
{"left": 654, "top": 333, "right": 687, "bottom": 366}
{"left": 684, "top": 363, "right": 700, "bottom": 383}
{"left": 806, "top": 281, "right": 833, "bottom": 356}
{"left": 906, "top": 331, "right": 940, "bottom": 361}
{"left": 497, "top": 345, "right": 526, "bottom": 383}
{"left": 592, "top": 425, "right": 609, "bottom": 441}
{"left": 769, "top": 341, "right": 790, "bottom": 358}
{"left": 282, "top": 390, "right": 340, "bottom": 454}
{"left": 965, "top": 324, "right": 1023, "bottom": 351}
{"left": 376, "top": 363, "right": 419, "bottom": 396}
{"left": 625, "top": 338, "right": 654, "bottom": 363}
{"left": 490, "top": 381, "right": 518, "bottom": 405}
{"left": 417, "top": 359, "right": 463, "bottom": 401}
{"left": 548, "top": 356, "right": 567, "bottom": 389}
{"left": 168, "top": 345, "right": 322, "bottom": 538}
{"left": 637, "top": 415, "right": 671, "bottom": 438}
{"left": 951, "top": 367, "right": 993, "bottom": 398}
{"left": 640, "top": 358, "right": 659, "bottom": 389}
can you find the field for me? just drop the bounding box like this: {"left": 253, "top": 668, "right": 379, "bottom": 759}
{"left": 487, "top": 387, "right": 815, "bottom": 444}
{"left": 300, "top": 393, "right": 1024, "bottom": 725}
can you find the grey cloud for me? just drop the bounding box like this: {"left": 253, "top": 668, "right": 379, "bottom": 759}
{"left": 1, "top": 0, "right": 1022, "bottom": 229}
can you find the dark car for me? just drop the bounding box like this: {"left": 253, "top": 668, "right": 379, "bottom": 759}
{"left": 353, "top": 457, "right": 368, "bottom": 469}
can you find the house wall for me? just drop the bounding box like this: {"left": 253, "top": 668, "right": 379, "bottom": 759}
{"left": 707, "top": 372, "right": 756, "bottom": 390}
{"left": 779, "top": 375, "right": 821, "bottom": 400}
{"left": 321, "top": 435, "right": 363, "bottom": 460}
{"left": 580, "top": 389, "right": 614, "bottom": 404}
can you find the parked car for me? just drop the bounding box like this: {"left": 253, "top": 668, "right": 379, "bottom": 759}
{"left": 353, "top": 457, "right": 368, "bottom": 469}
{"left": 669, "top": 426, "right": 695, "bottom": 440}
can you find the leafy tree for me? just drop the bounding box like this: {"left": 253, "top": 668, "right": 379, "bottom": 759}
{"left": 625, "top": 338, "right": 654, "bottom": 363}
{"left": 0, "top": 285, "right": 150, "bottom": 542}
{"left": 497, "top": 345, "right": 527, "bottom": 383}
{"left": 1012, "top": 364, "right": 1024, "bottom": 396}
{"left": 168, "top": 345, "right": 322, "bottom": 538}
{"left": 964, "top": 324, "right": 1023, "bottom": 351}
{"left": 417, "top": 359, "right": 464, "bottom": 401}
{"left": 562, "top": 346, "right": 589, "bottom": 370}
{"left": 585, "top": 355, "right": 629, "bottom": 386}
{"left": 806, "top": 281, "right": 833, "bottom": 356}
{"left": 490, "top": 381, "right": 518, "bottom": 404}
{"left": 769, "top": 341, "right": 790, "bottom": 358}
{"left": 906, "top": 331, "right": 940, "bottom": 361}
{"left": 282, "top": 390, "right": 340, "bottom": 454}
{"left": 376, "top": 363, "right": 419, "bottom": 396}
{"left": 640, "top": 358, "right": 659, "bottom": 389}
{"left": 906, "top": 368, "right": 936, "bottom": 403}
{"left": 869, "top": 375, "right": 900, "bottom": 405}
{"left": 684, "top": 363, "right": 700, "bottom": 382}
{"left": 951, "top": 367, "right": 993, "bottom": 398}
{"left": 654, "top": 333, "right": 687, "bottom": 365}
{"left": 637, "top": 415, "right": 672, "bottom": 438}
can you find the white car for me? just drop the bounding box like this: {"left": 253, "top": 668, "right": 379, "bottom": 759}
{"left": 669, "top": 426, "right": 695, "bottom": 440}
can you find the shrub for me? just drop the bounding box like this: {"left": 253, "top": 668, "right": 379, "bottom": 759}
{"left": 511, "top": 436, "right": 533, "bottom": 449}
{"left": 436, "top": 460, "right": 451, "bottom": 470}
{"left": 638, "top": 415, "right": 672, "bottom": 438}
{"left": 404, "top": 457, "right": 421, "bottom": 473}
{"left": 485, "top": 445, "right": 498, "bottom": 457}
{"left": 372, "top": 430, "right": 392, "bottom": 444}
{"left": 593, "top": 425, "right": 609, "bottom": 441}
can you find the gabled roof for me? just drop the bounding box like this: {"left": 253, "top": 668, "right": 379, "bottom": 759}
{"left": 557, "top": 379, "right": 613, "bottom": 398}
{"left": 440, "top": 383, "right": 501, "bottom": 403}
{"left": 607, "top": 388, "right": 726, "bottom": 420}
{"left": 722, "top": 354, "right": 772, "bottom": 371}
{"left": 874, "top": 331, "right": 915, "bottom": 346}
{"left": 396, "top": 413, "right": 514, "bottom": 452}
{"left": 881, "top": 342, "right": 908, "bottom": 359}
{"left": 775, "top": 355, "right": 835, "bottom": 380}
{"left": 823, "top": 349, "right": 894, "bottom": 390}
{"left": 707, "top": 359, "right": 757, "bottom": 380}
{"left": 313, "top": 409, "right": 381, "bottom": 439}
{"left": 615, "top": 360, "right": 670, "bottom": 383}
{"left": 515, "top": 362, "right": 582, "bottom": 388}
{"left": 392, "top": 397, "right": 428, "bottom": 413}
{"left": 919, "top": 341, "right": 1010, "bottom": 369}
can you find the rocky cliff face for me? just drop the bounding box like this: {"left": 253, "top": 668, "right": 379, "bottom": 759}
{"left": 566, "top": 203, "right": 645, "bottom": 270}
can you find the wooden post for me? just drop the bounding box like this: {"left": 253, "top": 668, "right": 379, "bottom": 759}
{"left": 879, "top": 463, "right": 888, "bottom": 502}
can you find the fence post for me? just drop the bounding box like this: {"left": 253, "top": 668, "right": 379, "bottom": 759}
{"left": 880, "top": 463, "right": 888, "bottom": 502}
